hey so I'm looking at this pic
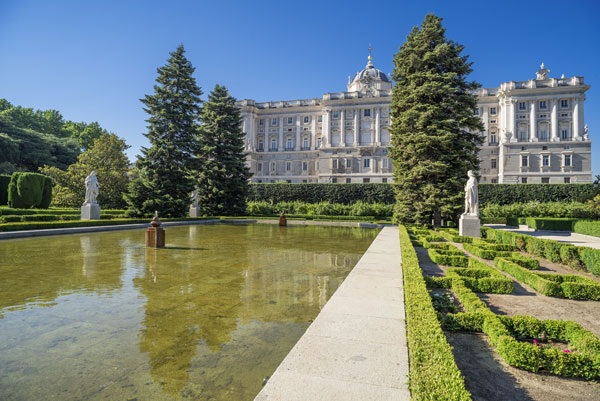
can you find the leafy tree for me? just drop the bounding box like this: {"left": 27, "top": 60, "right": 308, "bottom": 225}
{"left": 389, "top": 14, "right": 484, "bottom": 225}
{"left": 195, "top": 85, "right": 251, "bottom": 215}
{"left": 40, "top": 134, "right": 131, "bottom": 209}
{"left": 124, "top": 45, "right": 202, "bottom": 217}
{"left": 63, "top": 120, "right": 113, "bottom": 150}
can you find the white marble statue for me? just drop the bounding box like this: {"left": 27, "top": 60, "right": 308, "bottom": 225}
{"left": 84, "top": 171, "right": 99, "bottom": 205}
{"left": 464, "top": 170, "right": 479, "bottom": 217}
{"left": 191, "top": 189, "right": 199, "bottom": 208}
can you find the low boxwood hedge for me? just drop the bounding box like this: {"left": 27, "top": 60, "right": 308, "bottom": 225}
{"left": 446, "top": 267, "right": 513, "bottom": 294}
{"left": 573, "top": 220, "right": 600, "bottom": 238}
{"left": 399, "top": 225, "right": 471, "bottom": 400}
{"left": 463, "top": 242, "right": 518, "bottom": 260}
{"left": 0, "top": 217, "right": 218, "bottom": 232}
{"left": 438, "top": 229, "right": 474, "bottom": 243}
{"left": 483, "top": 227, "right": 600, "bottom": 276}
{"left": 428, "top": 248, "right": 468, "bottom": 267}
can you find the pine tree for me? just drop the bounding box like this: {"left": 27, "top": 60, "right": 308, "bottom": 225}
{"left": 390, "top": 14, "right": 484, "bottom": 225}
{"left": 125, "top": 45, "right": 202, "bottom": 217}
{"left": 195, "top": 85, "right": 251, "bottom": 216}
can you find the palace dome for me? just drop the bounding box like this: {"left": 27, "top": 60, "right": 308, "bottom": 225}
{"left": 351, "top": 56, "right": 389, "bottom": 85}
{"left": 347, "top": 51, "right": 392, "bottom": 94}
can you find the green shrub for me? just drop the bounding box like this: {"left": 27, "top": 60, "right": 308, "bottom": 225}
{"left": 399, "top": 225, "right": 471, "bottom": 400}
{"left": 479, "top": 184, "right": 598, "bottom": 207}
{"left": 495, "top": 258, "right": 562, "bottom": 297}
{"left": 480, "top": 217, "right": 507, "bottom": 224}
{"left": 7, "top": 172, "right": 53, "bottom": 209}
{"left": 428, "top": 249, "right": 468, "bottom": 267}
{"left": 0, "top": 217, "right": 218, "bottom": 231}
{"left": 508, "top": 254, "right": 540, "bottom": 270}
{"left": 560, "top": 245, "right": 585, "bottom": 271}
{"left": 0, "top": 215, "right": 21, "bottom": 223}
{"left": 20, "top": 214, "right": 59, "bottom": 222}
{"left": 248, "top": 183, "right": 395, "bottom": 204}
{"left": 544, "top": 240, "right": 563, "bottom": 263}
{"left": 0, "top": 174, "right": 11, "bottom": 205}
{"left": 573, "top": 220, "right": 600, "bottom": 238}
{"left": 578, "top": 247, "right": 600, "bottom": 276}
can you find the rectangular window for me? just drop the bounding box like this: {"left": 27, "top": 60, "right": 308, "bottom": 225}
{"left": 346, "top": 178, "right": 351, "bottom": 183}
{"left": 561, "top": 129, "right": 569, "bottom": 140}
{"left": 286, "top": 162, "right": 291, "bottom": 171}
{"left": 490, "top": 107, "right": 497, "bottom": 115}
{"left": 490, "top": 134, "right": 497, "bottom": 145}
{"left": 521, "top": 155, "right": 528, "bottom": 167}
{"left": 519, "top": 102, "right": 526, "bottom": 110}
{"left": 346, "top": 158, "right": 352, "bottom": 168}
{"left": 270, "top": 162, "right": 276, "bottom": 172}
{"left": 364, "top": 109, "right": 371, "bottom": 117}
{"left": 303, "top": 137, "right": 309, "bottom": 148}
{"left": 258, "top": 140, "right": 264, "bottom": 151}
{"left": 257, "top": 163, "right": 262, "bottom": 172}
{"left": 363, "top": 178, "right": 370, "bottom": 183}
{"left": 363, "top": 159, "right": 370, "bottom": 168}
{"left": 259, "top": 119, "right": 264, "bottom": 126}
{"left": 287, "top": 117, "right": 293, "bottom": 125}
{"left": 539, "top": 100, "right": 547, "bottom": 109}
{"left": 382, "top": 158, "right": 389, "bottom": 168}
{"left": 521, "top": 177, "right": 528, "bottom": 184}
{"left": 382, "top": 178, "right": 388, "bottom": 183}
{"left": 318, "top": 115, "right": 323, "bottom": 122}
{"left": 271, "top": 139, "right": 277, "bottom": 150}
{"left": 333, "top": 111, "right": 340, "bottom": 119}
{"left": 317, "top": 137, "right": 322, "bottom": 148}
{"left": 491, "top": 178, "right": 498, "bottom": 184}
{"left": 286, "top": 138, "right": 293, "bottom": 149}
{"left": 561, "top": 99, "right": 568, "bottom": 108}
{"left": 539, "top": 129, "right": 548, "bottom": 141}
{"left": 304, "top": 116, "right": 309, "bottom": 124}
{"left": 564, "top": 177, "right": 571, "bottom": 183}
{"left": 271, "top": 118, "right": 277, "bottom": 126}
{"left": 302, "top": 161, "right": 308, "bottom": 171}
{"left": 491, "top": 159, "right": 497, "bottom": 169}
{"left": 564, "top": 154, "right": 572, "bottom": 166}
{"left": 332, "top": 159, "right": 338, "bottom": 169}
{"left": 542, "top": 177, "right": 550, "bottom": 184}
{"left": 331, "top": 178, "right": 337, "bottom": 183}
{"left": 542, "top": 155, "right": 549, "bottom": 167}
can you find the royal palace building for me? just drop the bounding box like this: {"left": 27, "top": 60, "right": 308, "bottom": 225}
{"left": 238, "top": 53, "right": 592, "bottom": 184}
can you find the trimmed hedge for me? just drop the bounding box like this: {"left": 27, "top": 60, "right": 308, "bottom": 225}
{"left": 7, "top": 172, "right": 52, "bottom": 209}
{"left": 483, "top": 201, "right": 598, "bottom": 220}
{"left": 446, "top": 266, "right": 513, "bottom": 294}
{"left": 463, "top": 242, "right": 517, "bottom": 260}
{"left": 438, "top": 229, "right": 474, "bottom": 244}
{"left": 0, "top": 217, "right": 218, "bottom": 231}
{"left": 482, "top": 227, "right": 600, "bottom": 276}
{"left": 248, "top": 183, "right": 599, "bottom": 206}
{"left": 495, "top": 258, "right": 600, "bottom": 300}
{"left": 0, "top": 174, "right": 10, "bottom": 205}
{"left": 478, "top": 184, "right": 598, "bottom": 205}
{"left": 574, "top": 220, "right": 600, "bottom": 238}
{"left": 399, "top": 225, "right": 471, "bottom": 400}
{"left": 0, "top": 207, "right": 126, "bottom": 216}
{"left": 428, "top": 248, "right": 469, "bottom": 267}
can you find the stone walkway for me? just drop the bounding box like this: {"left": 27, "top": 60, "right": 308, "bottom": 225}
{"left": 255, "top": 226, "right": 409, "bottom": 401}
{"left": 487, "top": 224, "right": 600, "bottom": 250}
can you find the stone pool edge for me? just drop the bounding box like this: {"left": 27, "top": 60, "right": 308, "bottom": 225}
{"left": 0, "top": 219, "right": 390, "bottom": 240}
{"left": 254, "top": 226, "right": 410, "bottom": 401}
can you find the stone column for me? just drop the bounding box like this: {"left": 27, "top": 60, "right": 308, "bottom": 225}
{"left": 278, "top": 117, "right": 283, "bottom": 151}
{"left": 311, "top": 115, "right": 316, "bottom": 150}
{"left": 354, "top": 109, "right": 360, "bottom": 146}
{"left": 295, "top": 116, "right": 301, "bottom": 151}
{"left": 482, "top": 106, "right": 489, "bottom": 143}
{"left": 530, "top": 100, "right": 537, "bottom": 142}
{"left": 551, "top": 99, "right": 559, "bottom": 141}
{"left": 324, "top": 110, "right": 331, "bottom": 147}
{"left": 509, "top": 99, "right": 517, "bottom": 142}
{"left": 573, "top": 98, "right": 580, "bottom": 140}
{"left": 375, "top": 107, "right": 381, "bottom": 145}
{"left": 340, "top": 109, "right": 345, "bottom": 147}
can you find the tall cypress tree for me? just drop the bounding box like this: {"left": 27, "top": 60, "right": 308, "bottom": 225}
{"left": 125, "top": 45, "right": 202, "bottom": 217}
{"left": 390, "top": 14, "right": 484, "bottom": 225}
{"left": 195, "top": 84, "right": 250, "bottom": 216}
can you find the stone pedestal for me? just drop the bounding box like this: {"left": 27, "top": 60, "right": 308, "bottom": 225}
{"left": 459, "top": 214, "right": 481, "bottom": 238}
{"left": 81, "top": 203, "right": 101, "bottom": 220}
{"left": 279, "top": 212, "right": 287, "bottom": 227}
{"left": 189, "top": 206, "right": 201, "bottom": 218}
{"left": 145, "top": 227, "right": 165, "bottom": 248}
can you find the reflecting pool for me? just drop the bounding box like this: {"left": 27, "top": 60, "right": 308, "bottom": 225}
{"left": 0, "top": 223, "right": 379, "bottom": 400}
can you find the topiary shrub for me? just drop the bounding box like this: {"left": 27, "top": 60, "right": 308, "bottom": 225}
{"left": 0, "top": 174, "right": 11, "bottom": 205}
{"left": 544, "top": 240, "right": 563, "bottom": 263}
{"left": 7, "top": 172, "right": 53, "bottom": 209}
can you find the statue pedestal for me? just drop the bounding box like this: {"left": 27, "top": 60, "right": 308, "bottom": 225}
{"left": 279, "top": 212, "right": 287, "bottom": 227}
{"left": 459, "top": 214, "right": 480, "bottom": 238}
{"left": 81, "top": 203, "right": 101, "bottom": 220}
{"left": 189, "top": 206, "right": 201, "bottom": 218}
{"left": 145, "top": 227, "right": 165, "bottom": 248}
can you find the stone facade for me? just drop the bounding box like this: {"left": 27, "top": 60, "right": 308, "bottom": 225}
{"left": 239, "top": 56, "right": 592, "bottom": 184}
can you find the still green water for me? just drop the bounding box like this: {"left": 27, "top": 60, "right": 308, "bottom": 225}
{"left": 0, "top": 223, "right": 378, "bottom": 400}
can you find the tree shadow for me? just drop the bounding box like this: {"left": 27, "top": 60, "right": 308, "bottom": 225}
{"left": 446, "top": 332, "right": 534, "bottom": 401}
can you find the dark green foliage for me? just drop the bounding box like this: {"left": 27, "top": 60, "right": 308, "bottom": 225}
{"left": 428, "top": 248, "right": 468, "bottom": 267}
{"left": 247, "top": 183, "right": 395, "bottom": 204}
{"left": 446, "top": 267, "right": 513, "bottom": 294}
{"left": 194, "top": 85, "right": 251, "bottom": 216}
{"left": 437, "top": 229, "right": 474, "bottom": 244}
{"left": 125, "top": 45, "right": 202, "bottom": 217}
{"left": 479, "top": 184, "right": 598, "bottom": 205}
{"left": 0, "top": 174, "right": 10, "bottom": 205}
{"left": 508, "top": 254, "right": 540, "bottom": 270}
{"left": 579, "top": 248, "right": 600, "bottom": 276}
{"left": 7, "top": 172, "right": 52, "bottom": 209}
{"left": 544, "top": 240, "right": 563, "bottom": 263}
{"left": 390, "top": 14, "right": 483, "bottom": 224}
{"left": 247, "top": 200, "right": 393, "bottom": 218}
{"left": 0, "top": 217, "right": 217, "bottom": 231}
{"left": 480, "top": 217, "right": 507, "bottom": 224}
{"left": 483, "top": 202, "right": 598, "bottom": 219}
{"left": 398, "top": 226, "right": 472, "bottom": 400}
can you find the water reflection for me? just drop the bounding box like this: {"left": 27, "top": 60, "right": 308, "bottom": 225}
{"left": 0, "top": 224, "right": 378, "bottom": 400}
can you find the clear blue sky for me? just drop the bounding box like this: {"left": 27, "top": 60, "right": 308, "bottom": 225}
{"left": 1, "top": 0, "right": 599, "bottom": 177}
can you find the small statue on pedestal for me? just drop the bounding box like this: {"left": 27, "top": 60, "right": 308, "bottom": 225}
{"left": 146, "top": 211, "right": 165, "bottom": 248}
{"left": 459, "top": 170, "right": 481, "bottom": 238}
{"left": 81, "top": 171, "right": 101, "bottom": 220}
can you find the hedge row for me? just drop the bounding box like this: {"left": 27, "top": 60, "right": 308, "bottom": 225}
{"left": 495, "top": 258, "right": 600, "bottom": 300}
{"left": 483, "top": 201, "right": 598, "bottom": 219}
{"left": 482, "top": 227, "right": 600, "bottom": 276}
{"left": 248, "top": 183, "right": 599, "bottom": 205}
{"left": 507, "top": 217, "right": 600, "bottom": 239}
{"left": 443, "top": 277, "right": 600, "bottom": 379}
{"left": 399, "top": 225, "right": 472, "bottom": 400}
{"left": 0, "top": 207, "right": 126, "bottom": 216}
{"left": 462, "top": 242, "right": 517, "bottom": 260}
{"left": 0, "top": 214, "right": 122, "bottom": 223}
{"left": 428, "top": 248, "right": 469, "bottom": 267}
{"left": 437, "top": 229, "right": 474, "bottom": 244}
{"left": 0, "top": 174, "right": 10, "bottom": 205}
{"left": 246, "top": 200, "right": 393, "bottom": 218}
{"left": 0, "top": 217, "right": 218, "bottom": 232}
